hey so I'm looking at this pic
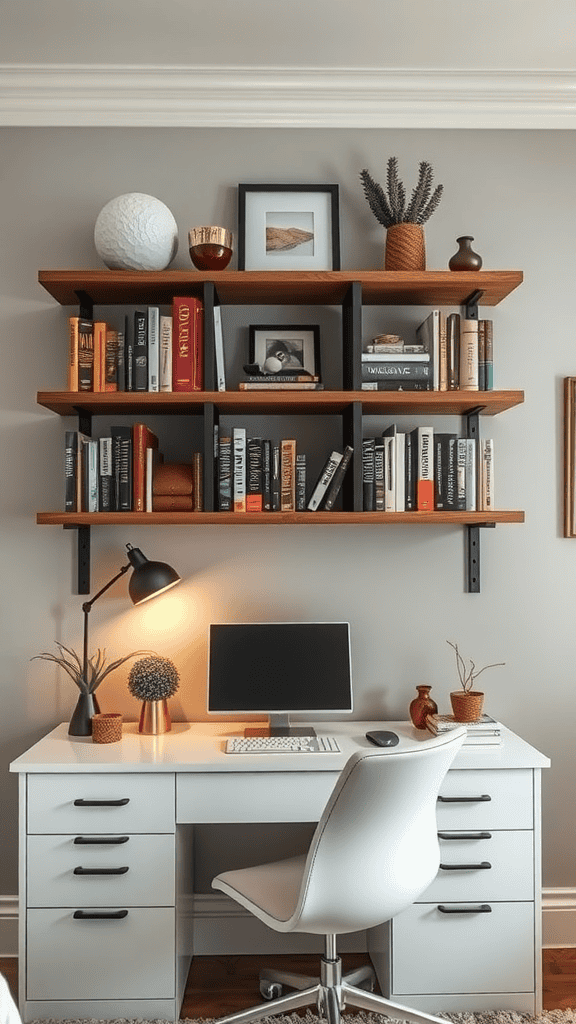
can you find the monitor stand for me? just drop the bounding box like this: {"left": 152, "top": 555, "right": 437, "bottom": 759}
{"left": 244, "top": 714, "right": 316, "bottom": 738}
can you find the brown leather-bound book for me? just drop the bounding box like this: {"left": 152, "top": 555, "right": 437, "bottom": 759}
{"left": 152, "top": 494, "right": 194, "bottom": 511}
{"left": 152, "top": 462, "right": 194, "bottom": 496}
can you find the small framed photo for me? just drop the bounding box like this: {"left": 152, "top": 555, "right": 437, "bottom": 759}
{"left": 249, "top": 326, "right": 321, "bottom": 378}
{"left": 238, "top": 184, "right": 340, "bottom": 271}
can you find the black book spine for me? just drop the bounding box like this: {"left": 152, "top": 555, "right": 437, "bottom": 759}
{"left": 405, "top": 429, "right": 417, "bottom": 511}
{"left": 296, "top": 453, "right": 307, "bottom": 510}
{"left": 262, "top": 439, "right": 272, "bottom": 511}
{"left": 125, "top": 314, "right": 134, "bottom": 391}
{"left": 271, "top": 443, "right": 281, "bottom": 511}
{"left": 133, "top": 310, "right": 148, "bottom": 392}
{"left": 323, "top": 445, "right": 353, "bottom": 511}
{"left": 434, "top": 433, "right": 458, "bottom": 510}
{"left": 98, "top": 436, "right": 115, "bottom": 512}
{"left": 111, "top": 426, "right": 133, "bottom": 511}
{"left": 362, "top": 438, "right": 375, "bottom": 511}
{"left": 64, "top": 430, "right": 78, "bottom": 512}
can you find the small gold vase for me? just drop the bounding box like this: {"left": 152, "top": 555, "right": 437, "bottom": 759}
{"left": 138, "top": 698, "right": 171, "bottom": 734}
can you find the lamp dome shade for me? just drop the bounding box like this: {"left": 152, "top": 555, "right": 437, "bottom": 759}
{"left": 126, "top": 546, "right": 181, "bottom": 605}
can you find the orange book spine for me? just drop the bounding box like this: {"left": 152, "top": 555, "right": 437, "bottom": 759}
{"left": 93, "top": 321, "right": 107, "bottom": 392}
{"left": 133, "top": 424, "right": 159, "bottom": 513}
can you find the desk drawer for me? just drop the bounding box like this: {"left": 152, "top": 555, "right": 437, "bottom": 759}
{"left": 392, "top": 901, "right": 534, "bottom": 994}
{"left": 27, "top": 834, "right": 175, "bottom": 907}
{"left": 26, "top": 907, "right": 175, "bottom": 1000}
{"left": 420, "top": 830, "right": 534, "bottom": 902}
{"left": 28, "top": 774, "right": 175, "bottom": 834}
{"left": 177, "top": 772, "right": 338, "bottom": 823}
{"left": 437, "top": 769, "right": 533, "bottom": 830}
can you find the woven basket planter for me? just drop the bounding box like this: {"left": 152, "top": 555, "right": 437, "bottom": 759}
{"left": 385, "top": 223, "right": 426, "bottom": 271}
{"left": 91, "top": 712, "right": 123, "bottom": 744}
{"left": 450, "top": 690, "right": 485, "bottom": 723}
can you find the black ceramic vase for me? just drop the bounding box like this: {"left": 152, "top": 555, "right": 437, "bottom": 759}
{"left": 69, "top": 691, "right": 100, "bottom": 736}
{"left": 449, "top": 236, "right": 482, "bottom": 271}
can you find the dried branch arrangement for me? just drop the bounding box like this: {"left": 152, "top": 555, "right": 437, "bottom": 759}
{"left": 360, "top": 158, "right": 444, "bottom": 228}
{"left": 447, "top": 640, "right": 505, "bottom": 693}
{"left": 32, "top": 643, "right": 147, "bottom": 695}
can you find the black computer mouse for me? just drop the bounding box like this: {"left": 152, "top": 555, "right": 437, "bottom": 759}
{"left": 365, "top": 730, "right": 400, "bottom": 747}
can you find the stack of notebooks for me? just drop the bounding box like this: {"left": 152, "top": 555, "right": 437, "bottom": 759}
{"left": 425, "top": 713, "right": 502, "bottom": 745}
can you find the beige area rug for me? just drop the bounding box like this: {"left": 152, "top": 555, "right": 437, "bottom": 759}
{"left": 30, "top": 1009, "right": 576, "bottom": 1024}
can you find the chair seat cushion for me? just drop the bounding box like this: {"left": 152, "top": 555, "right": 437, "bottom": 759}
{"left": 213, "top": 854, "right": 307, "bottom": 931}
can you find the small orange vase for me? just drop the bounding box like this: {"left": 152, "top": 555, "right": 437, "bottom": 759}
{"left": 409, "top": 685, "right": 438, "bottom": 730}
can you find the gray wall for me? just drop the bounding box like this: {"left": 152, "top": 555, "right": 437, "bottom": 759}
{"left": 1, "top": 125, "right": 574, "bottom": 894}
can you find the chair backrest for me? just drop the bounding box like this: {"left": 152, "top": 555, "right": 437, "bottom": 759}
{"left": 288, "top": 727, "right": 466, "bottom": 935}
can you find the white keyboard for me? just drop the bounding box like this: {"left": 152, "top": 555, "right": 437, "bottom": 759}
{"left": 225, "top": 735, "right": 340, "bottom": 754}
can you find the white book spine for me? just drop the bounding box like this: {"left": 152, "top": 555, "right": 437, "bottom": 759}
{"left": 233, "top": 427, "right": 246, "bottom": 512}
{"left": 159, "top": 315, "right": 172, "bottom": 392}
{"left": 395, "top": 432, "right": 405, "bottom": 511}
{"left": 307, "top": 450, "right": 343, "bottom": 511}
{"left": 214, "top": 305, "right": 226, "bottom": 392}
{"left": 147, "top": 306, "right": 160, "bottom": 392}
{"left": 465, "top": 437, "right": 477, "bottom": 511}
{"left": 384, "top": 435, "right": 395, "bottom": 512}
{"left": 481, "top": 438, "right": 494, "bottom": 510}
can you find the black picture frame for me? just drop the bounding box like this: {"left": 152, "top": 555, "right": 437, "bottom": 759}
{"left": 248, "top": 325, "right": 321, "bottom": 378}
{"left": 238, "top": 184, "right": 340, "bottom": 272}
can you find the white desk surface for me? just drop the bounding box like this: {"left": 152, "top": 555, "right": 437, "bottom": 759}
{"left": 10, "top": 720, "right": 550, "bottom": 774}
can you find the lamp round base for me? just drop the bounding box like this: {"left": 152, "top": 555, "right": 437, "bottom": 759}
{"left": 138, "top": 699, "right": 171, "bottom": 734}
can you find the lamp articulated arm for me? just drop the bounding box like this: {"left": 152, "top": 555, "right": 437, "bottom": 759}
{"left": 82, "top": 564, "right": 131, "bottom": 685}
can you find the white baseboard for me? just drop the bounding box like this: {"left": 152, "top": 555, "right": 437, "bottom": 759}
{"left": 542, "top": 888, "right": 576, "bottom": 948}
{"left": 0, "top": 897, "right": 18, "bottom": 958}
{"left": 0, "top": 890, "right": 573, "bottom": 957}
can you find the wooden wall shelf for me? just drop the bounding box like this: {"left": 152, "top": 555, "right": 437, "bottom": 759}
{"left": 37, "top": 510, "right": 525, "bottom": 527}
{"left": 38, "top": 269, "right": 523, "bottom": 309}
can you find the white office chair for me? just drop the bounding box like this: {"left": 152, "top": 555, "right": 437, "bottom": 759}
{"left": 212, "top": 727, "right": 466, "bottom": 1024}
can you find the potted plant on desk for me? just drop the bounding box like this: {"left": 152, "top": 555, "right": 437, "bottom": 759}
{"left": 447, "top": 640, "right": 505, "bottom": 722}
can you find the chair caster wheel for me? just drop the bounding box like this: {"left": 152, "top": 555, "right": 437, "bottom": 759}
{"left": 260, "top": 982, "right": 283, "bottom": 1000}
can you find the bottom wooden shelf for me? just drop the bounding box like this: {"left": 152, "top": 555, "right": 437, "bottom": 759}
{"left": 37, "top": 510, "right": 525, "bottom": 526}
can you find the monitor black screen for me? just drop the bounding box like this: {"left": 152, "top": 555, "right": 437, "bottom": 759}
{"left": 207, "top": 622, "right": 352, "bottom": 716}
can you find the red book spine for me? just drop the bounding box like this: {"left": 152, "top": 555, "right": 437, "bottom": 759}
{"left": 172, "top": 297, "right": 203, "bottom": 391}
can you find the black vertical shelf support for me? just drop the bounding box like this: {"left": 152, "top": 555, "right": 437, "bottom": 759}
{"left": 342, "top": 402, "right": 363, "bottom": 511}
{"left": 342, "top": 282, "right": 362, "bottom": 391}
{"left": 72, "top": 289, "right": 94, "bottom": 594}
{"left": 462, "top": 288, "right": 484, "bottom": 593}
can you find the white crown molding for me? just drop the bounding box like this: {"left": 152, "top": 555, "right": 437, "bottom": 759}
{"left": 0, "top": 64, "right": 575, "bottom": 128}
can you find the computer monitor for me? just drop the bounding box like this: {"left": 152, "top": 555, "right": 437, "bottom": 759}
{"left": 207, "top": 621, "right": 353, "bottom": 736}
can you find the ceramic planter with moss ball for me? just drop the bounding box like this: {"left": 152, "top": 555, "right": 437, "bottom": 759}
{"left": 128, "top": 655, "right": 180, "bottom": 734}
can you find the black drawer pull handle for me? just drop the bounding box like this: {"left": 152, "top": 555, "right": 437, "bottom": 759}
{"left": 74, "top": 836, "right": 130, "bottom": 845}
{"left": 438, "top": 794, "right": 491, "bottom": 803}
{"left": 438, "top": 832, "right": 492, "bottom": 841}
{"left": 74, "top": 866, "right": 129, "bottom": 875}
{"left": 73, "top": 909, "right": 129, "bottom": 920}
{"left": 437, "top": 904, "right": 492, "bottom": 914}
{"left": 74, "top": 798, "right": 130, "bottom": 807}
{"left": 439, "top": 861, "right": 491, "bottom": 871}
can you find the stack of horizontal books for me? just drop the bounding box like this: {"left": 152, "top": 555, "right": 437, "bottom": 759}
{"left": 425, "top": 713, "right": 502, "bottom": 745}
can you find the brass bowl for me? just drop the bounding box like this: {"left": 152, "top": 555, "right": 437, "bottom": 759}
{"left": 188, "top": 227, "right": 233, "bottom": 270}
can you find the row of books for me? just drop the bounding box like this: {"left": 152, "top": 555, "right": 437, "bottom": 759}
{"left": 426, "top": 713, "right": 502, "bottom": 746}
{"left": 362, "top": 427, "right": 494, "bottom": 512}
{"left": 217, "top": 430, "right": 353, "bottom": 512}
{"left": 64, "top": 426, "right": 203, "bottom": 513}
{"left": 361, "top": 312, "right": 494, "bottom": 392}
{"left": 68, "top": 297, "right": 203, "bottom": 393}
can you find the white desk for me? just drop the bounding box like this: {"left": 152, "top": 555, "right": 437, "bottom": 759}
{"left": 10, "top": 720, "right": 550, "bottom": 1021}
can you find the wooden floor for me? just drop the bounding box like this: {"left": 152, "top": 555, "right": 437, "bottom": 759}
{"left": 0, "top": 949, "right": 574, "bottom": 1017}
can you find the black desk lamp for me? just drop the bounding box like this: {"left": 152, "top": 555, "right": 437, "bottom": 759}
{"left": 70, "top": 543, "right": 180, "bottom": 734}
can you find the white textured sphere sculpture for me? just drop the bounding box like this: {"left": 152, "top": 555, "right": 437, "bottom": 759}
{"left": 94, "top": 193, "right": 179, "bottom": 271}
